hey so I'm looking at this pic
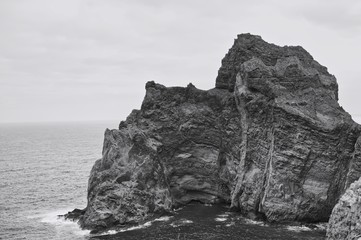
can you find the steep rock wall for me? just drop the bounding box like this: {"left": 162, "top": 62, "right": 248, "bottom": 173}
{"left": 75, "top": 34, "right": 361, "bottom": 231}
{"left": 230, "top": 55, "right": 359, "bottom": 222}
{"left": 79, "top": 82, "right": 243, "bottom": 231}
{"left": 327, "top": 175, "right": 361, "bottom": 239}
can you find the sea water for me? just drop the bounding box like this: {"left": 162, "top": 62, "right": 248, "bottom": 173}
{"left": 0, "top": 121, "right": 326, "bottom": 240}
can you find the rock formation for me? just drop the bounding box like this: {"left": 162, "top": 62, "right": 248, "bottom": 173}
{"left": 327, "top": 139, "right": 361, "bottom": 239}
{"left": 327, "top": 177, "right": 361, "bottom": 239}
{"left": 70, "top": 34, "right": 361, "bottom": 232}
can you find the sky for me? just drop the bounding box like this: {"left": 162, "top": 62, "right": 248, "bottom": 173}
{"left": 0, "top": 0, "right": 360, "bottom": 123}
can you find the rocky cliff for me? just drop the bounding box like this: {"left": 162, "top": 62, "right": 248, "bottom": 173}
{"left": 327, "top": 139, "right": 361, "bottom": 239}
{"left": 72, "top": 34, "right": 361, "bottom": 232}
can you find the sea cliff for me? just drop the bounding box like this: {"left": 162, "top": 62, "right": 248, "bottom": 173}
{"left": 68, "top": 34, "right": 361, "bottom": 233}
{"left": 327, "top": 139, "right": 361, "bottom": 239}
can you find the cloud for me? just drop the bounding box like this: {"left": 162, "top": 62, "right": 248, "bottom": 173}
{"left": 0, "top": 0, "right": 360, "bottom": 122}
{"left": 272, "top": 0, "right": 361, "bottom": 35}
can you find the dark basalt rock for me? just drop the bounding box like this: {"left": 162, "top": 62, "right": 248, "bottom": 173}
{"left": 215, "top": 33, "right": 336, "bottom": 98}
{"left": 326, "top": 138, "right": 361, "bottom": 239}
{"left": 62, "top": 208, "right": 86, "bottom": 222}
{"left": 72, "top": 34, "right": 361, "bottom": 231}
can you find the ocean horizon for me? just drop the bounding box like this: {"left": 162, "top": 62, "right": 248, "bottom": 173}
{"left": 0, "top": 121, "right": 326, "bottom": 239}
{"left": 0, "top": 121, "right": 117, "bottom": 239}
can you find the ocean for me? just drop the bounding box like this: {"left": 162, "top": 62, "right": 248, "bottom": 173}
{"left": 0, "top": 121, "right": 326, "bottom": 240}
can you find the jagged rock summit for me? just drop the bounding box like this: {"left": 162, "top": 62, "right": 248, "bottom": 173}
{"left": 70, "top": 33, "right": 361, "bottom": 232}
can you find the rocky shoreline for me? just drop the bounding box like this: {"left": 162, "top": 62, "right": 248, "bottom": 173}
{"left": 66, "top": 33, "right": 361, "bottom": 237}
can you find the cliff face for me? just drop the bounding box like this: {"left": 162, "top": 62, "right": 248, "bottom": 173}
{"left": 327, "top": 139, "right": 361, "bottom": 239}
{"left": 80, "top": 83, "right": 242, "bottom": 231}
{"left": 77, "top": 34, "right": 361, "bottom": 231}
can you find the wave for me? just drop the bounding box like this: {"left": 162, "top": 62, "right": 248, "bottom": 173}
{"left": 243, "top": 218, "right": 267, "bottom": 226}
{"left": 98, "top": 222, "right": 152, "bottom": 236}
{"left": 153, "top": 216, "right": 173, "bottom": 222}
{"left": 225, "top": 222, "right": 236, "bottom": 227}
{"left": 97, "top": 215, "right": 173, "bottom": 236}
{"left": 215, "top": 217, "right": 227, "bottom": 222}
{"left": 27, "top": 208, "right": 90, "bottom": 238}
{"left": 170, "top": 219, "right": 193, "bottom": 227}
{"left": 285, "top": 225, "right": 312, "bottom": 232}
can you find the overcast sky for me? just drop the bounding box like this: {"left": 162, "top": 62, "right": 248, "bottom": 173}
{"left": 1, "top": 0, "right": 360, "bottom": 124}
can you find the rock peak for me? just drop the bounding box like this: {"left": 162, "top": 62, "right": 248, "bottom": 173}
{"left": 216, "top": 34, "right": 335, "bottom": 98}
{"left": 237, "top": 33, "right": 263, "bottom": 40}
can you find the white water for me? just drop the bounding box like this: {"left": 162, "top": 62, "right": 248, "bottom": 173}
{"left": 0, "top": 121, "right": 117, "bottom": 240}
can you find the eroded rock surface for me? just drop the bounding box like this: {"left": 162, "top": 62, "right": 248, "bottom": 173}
{"left": 327, "top": 176, "right": 361, "bottom": 239}
{"left": 72, "top": 34, "right": 361, "bottom": 231}
{"left": 79, "top": 82, "right": 242, "bottom": 231}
